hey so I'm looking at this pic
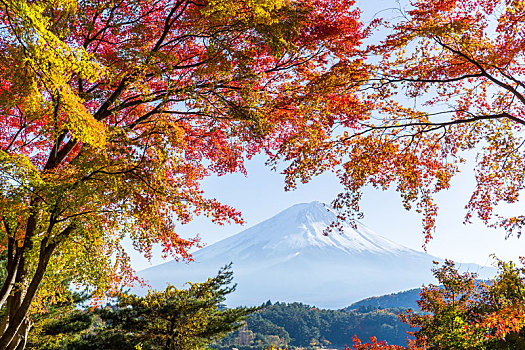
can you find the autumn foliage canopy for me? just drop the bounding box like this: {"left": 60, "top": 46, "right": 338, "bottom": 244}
{"left": 275, "top": 0, "right": 525, "bottom": 242}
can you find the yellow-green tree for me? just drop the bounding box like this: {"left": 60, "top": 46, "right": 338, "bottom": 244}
{"left": 402, "top": 260, "right": 525, "bottom": 350}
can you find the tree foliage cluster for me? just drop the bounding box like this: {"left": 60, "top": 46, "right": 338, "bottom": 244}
{"left": 26, "top": 265, "right": 255, "bottom": 350}
{"left": 214, "top": 301, "right": 411, "bottom": 349}
{"left": 353, "top": 259, "right": 525, "bottom": 350}
{"left": 282, "top": 0, "right": 525, "bottom": 243}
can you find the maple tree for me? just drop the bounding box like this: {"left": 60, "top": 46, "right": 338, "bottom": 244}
{"left": 403, "top": 261, "right": 487, "bottom": 349}
{"left": 353, "top": 259, "right": 525, "bottom": 350}
{"left": 0, "top": 0, "right": 368, "bottom": 348}
{"left": 273, "top": 0, "right": 525, "bottom": 242}
{"left": 402, "top": 259, "right": 525, "bottom": 350}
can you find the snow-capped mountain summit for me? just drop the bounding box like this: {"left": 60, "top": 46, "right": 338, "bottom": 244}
{"left": 193, "top": 201, "right": 411, "bottom": 262}
{"left": 138, "top": 201, "right": 493, "bottom": 308}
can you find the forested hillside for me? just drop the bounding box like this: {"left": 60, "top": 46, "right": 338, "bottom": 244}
{"left": 345, "top": 289, "right": 421, "bottom": 312}
{"left": 213, "top": 302, "right": 412, "bottom": 349}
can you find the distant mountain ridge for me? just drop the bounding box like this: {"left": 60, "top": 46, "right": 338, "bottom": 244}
{"left": 346, "top": 288, "right": 422, "bottom": 311}
{"left": 138, "top": 201, "right": 494, "bottom": 308}
{"left": 346, "top": 279, "right": 496, "bottom": 312}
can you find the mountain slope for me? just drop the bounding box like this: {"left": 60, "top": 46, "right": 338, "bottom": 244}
{"left": 138, "top": 201, "right": 493, "bottom": 308}
{"left": 345, "top": 288, "right": 422, "bottom": 311}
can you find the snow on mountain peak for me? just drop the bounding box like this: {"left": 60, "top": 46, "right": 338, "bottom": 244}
{"left": 268, "top": 201, "right": 338, "bottom": 226}
{"left": 190, "top": 201, "right": 413, "bottom": 263}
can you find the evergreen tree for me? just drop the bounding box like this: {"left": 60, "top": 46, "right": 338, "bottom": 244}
{"left": 28, "top": 265, "right": 256, "bottom": 350}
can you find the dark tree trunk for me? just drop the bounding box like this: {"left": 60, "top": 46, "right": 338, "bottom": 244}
{"left": 0, "top": 240, "right": 56, "bottom": 349}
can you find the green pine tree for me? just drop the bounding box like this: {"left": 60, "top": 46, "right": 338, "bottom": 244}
{"left": 27, "top": 264, "right": 256, "bottom": 350}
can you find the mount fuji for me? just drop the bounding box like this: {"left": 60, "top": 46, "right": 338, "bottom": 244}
{"left": 138, "top": 201, "right": 493, "bottom": 309}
